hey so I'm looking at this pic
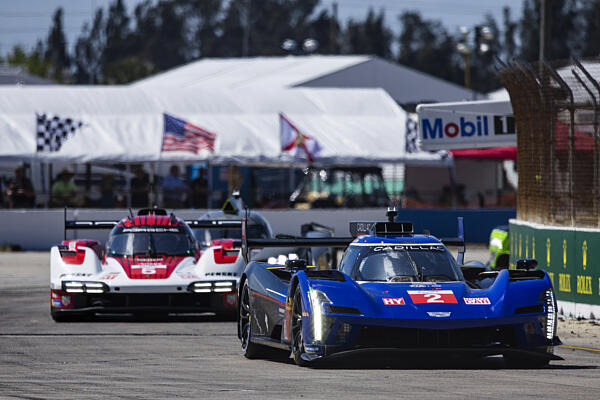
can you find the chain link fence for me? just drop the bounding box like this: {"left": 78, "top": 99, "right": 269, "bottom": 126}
{"left": 498, "top": 58, "right": 600, "bottom": 228}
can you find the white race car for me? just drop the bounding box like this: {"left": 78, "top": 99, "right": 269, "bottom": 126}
{"left": 50, "top": 207, "right": 245, "bottom": 321}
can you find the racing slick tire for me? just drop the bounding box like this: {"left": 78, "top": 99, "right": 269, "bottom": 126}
{"left": 239, "top": 282, "right": 289, "bottom": 360}
{"left": 291, "top": 286, "right": 313, "bottom": 367}
{"left": 503, "top": 354, "right": 550, "bottom": 368}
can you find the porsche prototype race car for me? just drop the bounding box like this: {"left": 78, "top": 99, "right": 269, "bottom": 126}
{"left": 50, "top": 207, "right": 244, "bottom": 321}
{"left": 237, "top": 209, "right": 562, "bottom": 367}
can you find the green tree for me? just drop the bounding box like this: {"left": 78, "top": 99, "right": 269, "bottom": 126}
{"left": 131, "top": 1, "right": 188, "bottom": 71}
{"left": 74, "top": 9, "right": 105, "bottom": 84}
{"left": 519, "top": 0, "right": 579, "bottom": 62}
{"left": 344, "top": 8, "right": 392, "bottom": 58}
{"left": 397, "top": 12, "right": 462, "bottom": 86}
{"left": 502, "top": 7, "right": 518, "bottom": 60}
{"left": 5, "top": 42, "right": 51, "bottom": 79}
{"left": 45, "top": 7, "right": 70, "bottom": 82}
{"left": 579, "top": 0, "right": 600, "bottom": 57}
{"left": 104, "top": 0, "right": 131, "bottom": 64}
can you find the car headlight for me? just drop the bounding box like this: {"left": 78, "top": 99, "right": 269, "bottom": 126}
{"left": 62, "top": 281, "right": 108, "bottom": 294}
{"left": 544, "top": 288, "right": 557, "bottom": 341}
{"left": 309, "top": 288, "right": 331, "bottom": 343}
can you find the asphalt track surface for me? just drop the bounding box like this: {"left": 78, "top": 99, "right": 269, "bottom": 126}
{"left": 1, "top": 252, "right": 600, "bottom": 399}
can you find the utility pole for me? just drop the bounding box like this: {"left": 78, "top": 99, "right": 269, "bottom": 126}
{"left": 329, "top": 2, "right": 338, "bottom": 53}
{"left": 539, "top": 0, "right": 546, "bottom": 74}
{"left": 242, "top": 0, "right": 251, "bottom": 57}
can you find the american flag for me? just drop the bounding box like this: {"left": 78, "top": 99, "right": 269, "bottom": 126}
{"left": 280, "top": 113, "right": 322, "bottom": 162}
{"left": 162, "top": 113, "right": 216, "bottom": 153}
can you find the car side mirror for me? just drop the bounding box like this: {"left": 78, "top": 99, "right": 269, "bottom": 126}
{"left": 516, "top": 258, "right": 538, "bottom": 270}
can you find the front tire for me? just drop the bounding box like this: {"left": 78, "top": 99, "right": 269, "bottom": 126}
{"left": 291, "top": 286, "right": 312, "bottom": 367}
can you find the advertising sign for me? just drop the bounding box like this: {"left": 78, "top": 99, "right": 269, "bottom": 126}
{"left": 417, "top": 100, "right": 516, "bottom": 150}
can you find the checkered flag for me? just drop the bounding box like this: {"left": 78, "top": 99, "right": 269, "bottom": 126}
{"left": 36, "top": 113, "right": 84, "bottom": 152}
{"left": 405, "top": 116, "right": 419, "bottom": 153}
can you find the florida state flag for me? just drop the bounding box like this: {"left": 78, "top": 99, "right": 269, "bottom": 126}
{"left": 279, "top": 113, "right": 322, "bottom": 162}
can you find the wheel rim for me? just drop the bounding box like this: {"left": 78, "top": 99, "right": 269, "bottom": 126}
{"left": 240, "top": 284, "right": 252, "bottom": 352}
{"left": 291, "top": 290, "right": 303, "bottom": 358}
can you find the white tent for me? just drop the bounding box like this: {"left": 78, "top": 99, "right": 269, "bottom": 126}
{"left": 133, "top": 55, "right": 476, "bottom": 105}
{"left": 0, "top": 85, "right": 451, "bottom": 166}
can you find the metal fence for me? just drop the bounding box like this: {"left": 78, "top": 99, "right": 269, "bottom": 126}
{"left": 498, "top": 58, "right": 600, "bottom": 227}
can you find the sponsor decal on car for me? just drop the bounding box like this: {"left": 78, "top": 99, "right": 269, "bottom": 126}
{"left": 382, "top": 297, "right": 405, "bottom": 305}
{"left": 52, "top": 299, "right": 62, "bottom": 308}
{"left": 407, "top": 290, "right": 458, "bottom": 304}
{"left": 61, "top": 295, "right": 71, "bottom": 307}
{"left": 427, "top": 311, "right": 451, "bottom": 317}
{"left": 100, "top": 272, "right": 120, "bottom": 280}
{"left": 464, "top": 297, "right": 491, "bottom": 305}
{"left": 177, "top": 272, "right": 200, "bottom": 280}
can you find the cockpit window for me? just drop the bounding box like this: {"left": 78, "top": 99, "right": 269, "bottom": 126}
{"left": 107, "top": 232, "right": 193, "bottom": 257}
{"left": 340, "top": 244, "right": 462, "bottom": 282}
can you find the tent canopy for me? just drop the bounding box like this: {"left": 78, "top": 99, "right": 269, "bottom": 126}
{"left": 0, "top": 85, "right": 453, "bottom": 165}
{"left": 134, "top": 55, "right": 476, "bottom": 105}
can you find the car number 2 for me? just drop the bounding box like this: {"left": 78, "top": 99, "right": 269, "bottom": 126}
{"left": 424, "top": 293, "right": 443, "bottom": 303}
{"left": 407, "top": 290, "right": 458, "bottom": 304}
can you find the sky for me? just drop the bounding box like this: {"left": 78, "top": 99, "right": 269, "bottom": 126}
{"left": 0, "top": 0, "right": 525, "bottom": 56}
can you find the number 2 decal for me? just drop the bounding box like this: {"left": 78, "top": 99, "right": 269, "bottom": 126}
{"left": 424, "top": 293, "right": 443, "bottom": 303}
{"left": 407, "top": 290, "right": 458, "bottom": 304}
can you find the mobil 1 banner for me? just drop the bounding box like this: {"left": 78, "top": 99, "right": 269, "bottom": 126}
{"left": 417, "top": 108, "right": 516, "bottom": 150}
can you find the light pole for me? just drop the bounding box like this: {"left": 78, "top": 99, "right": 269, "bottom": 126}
{"left": 456, "top": 25, "right": 494, "bottom": 90}
{"left": 281, "top": 38, "right": 319, "bottom": 55}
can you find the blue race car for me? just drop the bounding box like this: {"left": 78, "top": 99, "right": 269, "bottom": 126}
{"left": 237, "top": 209, "right": 562, "bottom": 367}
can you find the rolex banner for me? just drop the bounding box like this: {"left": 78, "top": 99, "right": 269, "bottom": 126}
{"left": 509, "top": 220, "right": 600, "bottom": 310}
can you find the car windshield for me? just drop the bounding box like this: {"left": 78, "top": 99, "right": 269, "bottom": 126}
{"left": 196, "top": 223, "right": 269, "bottom": 245}
{"left": 339, "top": 244, "right": 462, "bottom": 282}
{"left": 106, "top": 233, "right": 193, "bottom": 257}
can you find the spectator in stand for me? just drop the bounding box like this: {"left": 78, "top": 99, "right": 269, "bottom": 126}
{"left": 191, "top": 168, "right": 208, "bottom": 208}
{"left": 99, "top": 174, "right": 117, "bottom": 208}
{"left": 162, "top": 165, "right": 189, "bottom": 208}
{"left": 51, "top": 169, "right": 78, "bottom": 207}
{"left": 6, "top": 167, "right": 35, "bottom": 208}
{"left": 130, "top": 166, "right": 149, "bottom": 208}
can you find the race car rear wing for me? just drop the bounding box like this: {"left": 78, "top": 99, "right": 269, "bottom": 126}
{"left": 241, "top": 218, "right": 353, "bottom": 264}
{"left": 62, "top": 207, "right": 242, "bottom": 240}
{"left": 439, "top": 217, "right": 466, "bottom": 265}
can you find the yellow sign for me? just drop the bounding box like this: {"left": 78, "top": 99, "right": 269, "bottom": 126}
{"left": 525, "top": 236, "right": 528, "bottom": 258}
{"left": 583, "top": 240, "right": 587, "bottom": 271}
{"left": 546, "top": 238, "right": 551, "bottom": 267}
{"left": 559, "top": 273, "right": 571, "bottom": 292}
{"left": 532, "top": 237, "right": 536, "bottom": 259}
{"left": 576, "top": 275, "right": 593, "bottom": 295}
{"left": 563, "top": 239, "right": 567, "bottom": 268}
{"left": 519, "top": 234, "right": 522, "bottom": 258}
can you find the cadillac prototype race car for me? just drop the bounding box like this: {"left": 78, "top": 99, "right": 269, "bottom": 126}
{"left": 237, "top": 209, "right": 562, "bottom": 367}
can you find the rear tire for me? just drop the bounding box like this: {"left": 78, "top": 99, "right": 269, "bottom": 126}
{"left": 239, "top": 282, "right": 288, "bottom": 359}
